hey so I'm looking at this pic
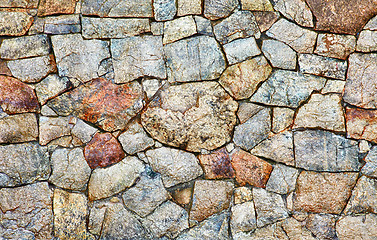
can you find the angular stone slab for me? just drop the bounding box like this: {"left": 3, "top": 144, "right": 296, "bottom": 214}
{"left": 315, "top": 33, "right": 356, "bottom": 60}
{"left": 204, "top": 0, "right": 238, "bottom": 20}
{"left": 0, "top": 34, "right": 50, "bottom": 60}
{"left": 299, "top": 54, "right": 347, "bottom": 80}
{"left": 81, "top": 0, "right": 153, "bottom": 17}
{"left": 274, "top": 0, "right": 313, "bottom": 27}
{"left": 345, "top": 107, "right": 377, "bottom": 143}
{"left": 0, "top": 113, "right": 38, "bottom": 144}
{"left": 0, "top": 10, "right": 33, "bottom": 36}
{"left": 38, "top": 0, "right": 77, "bottom": 16}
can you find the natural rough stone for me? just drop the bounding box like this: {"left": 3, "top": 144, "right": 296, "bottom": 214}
{"left": 88, "top": 156, "right": 145, "bottom": 200}
{"left": 356, "top": 30, "right": 377, "bottom": 52}
{"left": 281, "top": 218, "right": 317, "bottom": 240}
{"left": 164, "top": 36, "right": 226, "bottom": 82}
{"left": 71, "top": 119, "right": 97, "bottom": 145}
{"left": 142, "top": 201, "right": 189, "bottom": 238}
{"left": 163, "top": 16, "right": 197, "bottom": 44}
{"left": 305, "top": 214, "right": 338, "bottom": 240}
{"left": 253, "top": 11, "right": 280, "bottom": 32}
{"left": 240, "top": 221, "right": 288, "bottom": 240}
{"left": 305, "top": 0, "right": 377, "bottom": 35}
{"left": 0, "top": 34, "right": 50, "bottom": 60}
{"left": 266, "top": 164, "right": 299, "bottom": 194}
{"left": 293, "top": 171, "right": 358, "bottom": 214}
{"left": 154, "top": 0, "right": 177, "bottom": 21}
{"left": 272, "top": 107, "right": 295, "bottom": 133}
{"left": 0, "top": 10, "right": 33, "bottom": 36}
{"left": 84, "top": 132, "right": 125, "bottom": 169}
{"left": 111, "top": 35, "right": 166, "bottom": 83}
{"left": 81, "top": 0, "right": 153, "bottom": 17}
{"left": 0, "top": 113, "right": 38, "bottom": 144}
{"left": 345, "top": 107, "right": 377, "bottom": 143}
{"left": 344, "top": 176, "right": 377, "bottom": 214}
{"left": 362, "top": 146, "right": 377, "bottom": 177}
{"left": 294, "top": 93, "right": 346, "bottom": 132}
{"left": 299, "top": 54, "right": 348, "bottom": 80}
{"left": 236, "top": 102, "right": 264, "bottom": 124}
{"left": 141, "top": 82, "right": 237, "bottom": 152}
{"left": 0, "top": 182, "right": 53, "bottom": 240}
{"left": 274, "top": 0, "right": 313, "bottom": 27}
{"left": 262, "top": 39, "right": 297, "bottom": 70}
{"left": 322, "top": 79, "right": 346, "bottom": 94}
{"left": 194, "top": 16, "right": 213, "bottom": 36}
{"left": 198, "top": 147, "right": 235, "bottom": 179}
{"left": 0, "top": 142, "right": 49, "bottom": 187}
{"left": 231, "top": 201, "right": 257, "bottom": 234}
{"left": 266, "top": 19, "right": 317, "bottom": 53}
{"left": 213, "top": 11, "right": 260, "bottom": 44}
{"left": 253, "top": 188, "right": 289, "bottom": 228}
{"left": 250, "top": 70, "right": 326, "bottom": 108}
{"left": 241, "top": 0, "right": 273, "bottom": 11}
{"left": 38, "top": 0, "right": 77, "bottom": 16}
{"left": 364, "top": 15, "right": 377, "bottom": 30}
{"left": 294, "top": 130, "right": 360, "bottom": 172}
{"left": 223, "top": 37, "right": 261, "bottom": 65}
{"left": 142, "top": 79, "right": 164, "bottom": 100}
{"left": 0, "top": 0, "right": 38, "bottom": 8}
{"left": 219, "top": 56, "right": 271, "bottom": 100}
{"left": 315, "top": 33, "right": 356, "bottom": 60}
{"left": 204, "top": 0, "right": 238, "bottom": 20}
{"left": 39, "top": 116, "right": 72, "bottom": 145}
{"left": 35, "top": 74, "right": 73, "bottom": 105}
{"left": 234, "top": 187, "right": 253, "bottom": 205}
{"left": 0, "top": 75, "right": 39, "bottom": 114}
{"left": 336, "top": 214, "right": 377, "bottom": 240}
{"left": 344, "top": 53, "right": 377, "bottom": 108}
{"left": 231, "top": 149, "right": 273, "bottom": 188}
{"left": 177, "top": 0, "right": 202, "bottom": 16}
{"left": 0, "top": 59, "right": 11, "bottom": 76}
{"left": 82, "top": 17, "right": 150, "bottom": 39}
{"left": 190, "top": 180, "right": 233, "bottom": 222}
{"left": 48, "top": 78, "right": 144, "bottom": 132}
{"left": 49, "top": 148, "right": 92, "bottom": 191}
{"left": 43, "top": 15, "right": 81, "bottom": 35}
{"left": 118, "top": 121, "right": 154, "bottom": 155}
{"left": 145, "top": 147, "right": 203, "bottom": 187}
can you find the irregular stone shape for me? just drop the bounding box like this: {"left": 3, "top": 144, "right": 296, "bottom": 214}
{"left": 84, "top": 132, "right": 125, "bottom": 169}
{"left": 71, "top": 119, "right": 97, "bottom": 144}
{"left": 53, "top": 189, "right": 94, "bottom": 240}
{"left": 82, "top": 17, "right": 150, "bottom": 39}
{"left": 253, "top": 11, "right": 280, "bottom": 32}
{"left": 0, "top": 34, "right": 49, "bottom": 60}
{"left": 39, "top": 116, "right": 72, "bottom": 145}
{"left": 142, "top": 79, "right": 163, "bottom": 100}
{"left": 198, "top": 147, "right": 235, "bottom": 179}
{"left": 194, "top": 16, "right": 213, "bottom": 36}
{"left": 142, "top": 201, "right": 189, "bottom": 238}
{"left": 163, "top": 16, "right": 197, "bottom": 44}
{"left": 281, "top": 218, "right": 317, "bottom": 240}
{"left": 141, "top": 82, "right": 237, "bottom": 152}
{"left": 336, "top": 214, "right": 377, "bottom": 240}
{"left": 0, "top": 0, "right": 38, "bottom": 8}
{"left": 177, "top": 211, "right": 230, "bottom": 240}
{"left": 49, "top": 148, "right": 92, "bottom": 191}
{"left": 145, "top": 147, "right": 203, "bottom": 187}
{"left": 234, "top": 187, "right": 253, "bottom": 205}
{"left": 305, "top": 214, "right": 338, "bottom": 240}
{"left": 233, "top": 108, "right": 271, "bottom": 151}
{"left": 294, "top": 130, "right": 360, "bottom": 172}
{"left": 236, "top": 102, "right": 264, "bottom": 124}
{"left": 274, "top": 0, "right": 313, "bottom": 27}
{"left": 213, "top": 10, "right": 260, "bottom": 44}
{"left": 265, "top": 164, "right": 299, "bottom": 194}
{"left": 118, "top": 122, "right": 154, "bottom": 155}
{"left": 305, "top": 0, "right": 377, "bottom": 35}
{"left": 250, "top": 70, "right": 326, "bottom": 108}
{"left": 364, "top": 15, "right": 377, "bottom": 30}
{"left": 266, "top": 19, "right": 317, "bottom": 53}
{"left": 262, "top": 39, "right": 297, "bottom": 70}
{"left": 356, "top": 30, "right": 377, "bottom": 52}
{"left": 38, "top": 0, "right": 76, "bottom": 16}
{"left": 122, "top": 169, "right": 170, "bottom": 217}
{"left": 219, "top": 56, "right": 272, "bottom": 100}
{"left": 81, "top": 0, "right": 153, "bottom": 17}
{"left": 315, "top": 33, "right": 356, "bottom": 60}
{"left": 294, "top": 93, "right": 345, "bottom": 132}
{"left": 362, "top": 146, "right": 377, "bottom": 177}
{"left": 344, "top": 53, "right": 377, "bottom": 108}
{"left": 0, "top": 182, "right": 52, "bottom": 240}
{"left": 346, "top": 107, "right": 377, "bottom": 143}
{"left": 51, "top": 34, "right": 110, "bottom": 82}
{"left": 231, "top": 149, "right": 273, "bottom": 188}
{"left": 0, "top": 76, "right": 39, "bottom": 114}
{"left": 0, "top": 59, "right": 11, "bottom": 76}
{"left": 241, "top": 0, "right": 273, "bottom": 11}
{"left": 223, "top": 37, "right": 260, "bottom": 65}
{"left": 111, "top": 35, "right": 165, "bottom": 83}
{"left": 154, "top": 0, "right": 177, "bottom": 21}
{"left": 293, "top": 171, "right": 358, "bottom": 214}
{"left": 242, "top": 221, "right": 288, "bottom": 240}
{"left": 44, "top": 15, "right": 81, "bottom": 34}
{"left": 344, "top": 176, "right": 377, "bottom": 214}
{"left": 48, "top": 78, "right": 144, "bottom": 132}
{"left": 0, "top": 113, "right": 38, "bottom": 144}
{"left": 253, "top": 188, "right": 289, "bottom": 228}
{"left": 35, "top": 74, "right": 73, "bottom": 105}
{"left": 231, "top": 201, "right": 257, "bottom": 234}
{"left": 299, "top": 54, "right": 348, "bottom": 80}
{"left": 177, "top": 0, "right": 202, "bottom": 16}
{"left": 0, "top": 10, "right": 33, "bottom": 36}
{"left": 0, "top": 142, "right": 49, "bottom": 187}
{"left": 204, "top": 0, "right": 238, "bottom": 20}
{"left": 164, "top": 36, "right": 226, "bottom": 82}
{"left": 190, "top": 180, "right": 233, "bottom": 222}
{"left": 272, "top": 107, "right": 295, "bottom": 133}
{"left": 322, "top": 79, "right": 346, "bottom": 94}
{"left": 88, "top": 156, "right": 145, "bottom": 200}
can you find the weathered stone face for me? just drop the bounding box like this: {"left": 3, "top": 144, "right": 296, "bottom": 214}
{"left": 203, "top": 0, "right": 238, "bottom": 20}
{"left": 0, "top": 113, "right": 39, "bottom": 144}
{"left": 198, "top": 147, "right": 235, "bottom": 179}
{"left": 345, "top": 107, "right": 377, "bottom": 143}
{"left": 0, "top": 10, "right": 34, "bottom": 36}
{"left": 81, "top": 0, "right": 153, "bottom": 17}
{"left": 38, "top": 0, "right": 77, "bottom": 16}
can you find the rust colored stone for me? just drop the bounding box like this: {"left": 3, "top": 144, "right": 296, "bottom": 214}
{"left": 0, "top": 75, "right": 39, "bottom": 114}
{"left": 84, "top": 132, "right": 125, "bottom": 169}
{"left": 47, "top": 78, "right": 144, "bottom": 132}
{"left": 198, "top": 147, "right": 235, "bottom": 179}
{"left": 0, "top": 60, "right": 11, "bottom": 76}
{"left": 231, "top": 149, "right": 273, "bottom": 188}
{"left": 346, "top": 107, "right": 377, "bottom": 143}
{"left": 38, "top": 0, "right": 77, "bottom": 16}
{"left": 305, "top": 0, "right": 377, "bottom": 35}
{"left": 253, "top": 11, "right": 280, "bottom": 32}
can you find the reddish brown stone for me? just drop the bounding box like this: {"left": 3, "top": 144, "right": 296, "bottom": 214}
{"left": 306, "top": 0, "right": 377, "bottom": 35}
{"left": 0, "top": 60, "right": 11, "bottom": 76}
{"left": 198, "top": 147, "right": 235, "bottom": 179}
{"left": 47, "top": 78, "right": 144, "bottom": 132}
{"left": 253, "top": 11, "right": 280, "bottom": 32}
{"left": 84, "top": 132, "right": 125, "bottom": 169}
{"left": 0, "top": 75, "right": 39, "bottom": 114}
{"left": 346, "top": 107, "right": 377, "bottom": 143}
{"left": 231, "top": 149, "right": 273, "bottom": 188}
{"left": 38, "top": 0, "right": 77, "bottom": 16}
